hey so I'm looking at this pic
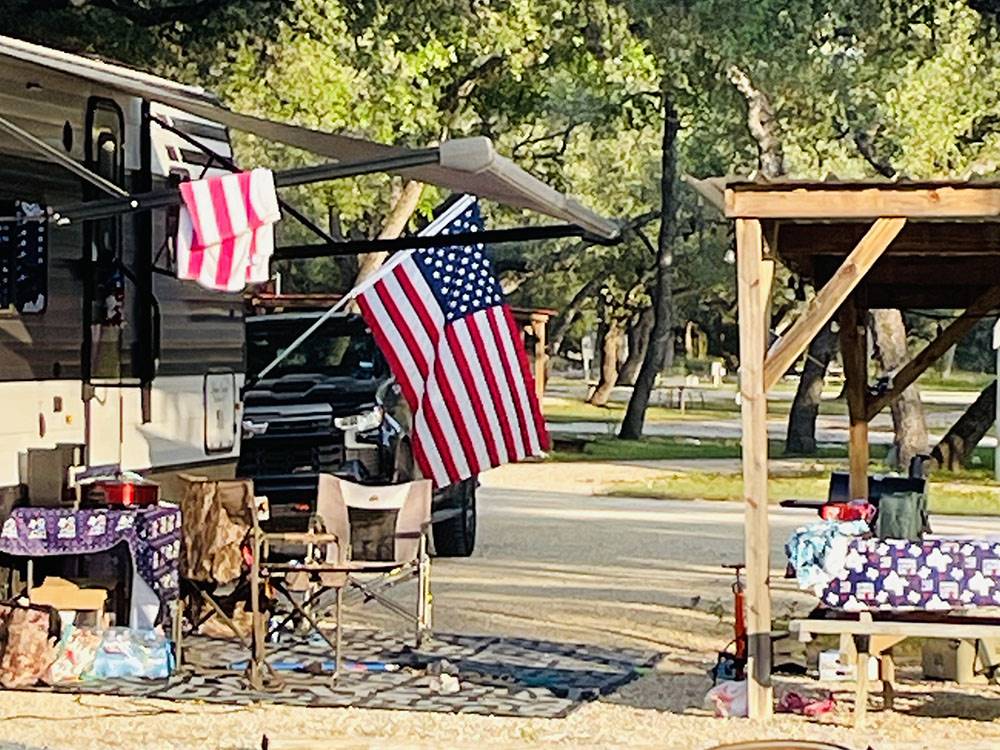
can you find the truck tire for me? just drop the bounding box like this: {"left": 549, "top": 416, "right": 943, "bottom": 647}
{"left": 432, "top": 480, "right": 476, "bottom": 557}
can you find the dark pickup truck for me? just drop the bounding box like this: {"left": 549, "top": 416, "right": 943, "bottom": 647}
{"left": 238, "top": 311, "right": 477, "bottom": 556}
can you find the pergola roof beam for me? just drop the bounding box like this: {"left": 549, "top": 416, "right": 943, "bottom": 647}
{"left": 726, "top": 186, "right": 1000, "bottom": 220}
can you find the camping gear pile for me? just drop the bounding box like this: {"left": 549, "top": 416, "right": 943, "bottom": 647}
{"left": 0, "top": 596, "right": 172, "bottom": 688}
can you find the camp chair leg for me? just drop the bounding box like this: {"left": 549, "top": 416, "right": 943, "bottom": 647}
{"left": 249, "top": 539, "right": 266, "bottom": 691}
{"left": 273, "top": 582, "right": 341, "bottom": 659}
{"left": 195, "top": 587, "right": 251, "bottom": 649}
{"left": 416, "top": 534, "right": 432, "bottom": 647}
{"left": 349, "top": 576, "right": 419, "bottom": 623}
{"left": 853, "top": 634, "right": 871, "bottom": 728}
{"left": 265, "top": 587, "right": 326, "bottom": 642}
{"left": 335, "top": 586, "right": 344, "bottom": 678}
{"left": 173, "top": 599, "right": 184, "bottom": 671}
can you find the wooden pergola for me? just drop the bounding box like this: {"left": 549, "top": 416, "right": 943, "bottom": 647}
{"left": 690, "top": 177, "right": 1000, "bottom": 719}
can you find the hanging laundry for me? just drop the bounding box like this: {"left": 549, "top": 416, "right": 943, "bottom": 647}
{"left": 175, "top": 168, "right": 280, "bottom": 292}
{"left": 0, "top": 200, "right": 47, "bottom": 313}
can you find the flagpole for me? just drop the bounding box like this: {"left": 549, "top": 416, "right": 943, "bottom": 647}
{"left": 252, "top": 194, "right": 476, "bottom": 383}
{"left": 251, "top": 247, "right": 415, "bottom": 382}
{"left": 253, "top": 292, "right": 355, "bottom": 381}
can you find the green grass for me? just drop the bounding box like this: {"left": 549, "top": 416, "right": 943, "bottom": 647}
{"left": 607, "top": 470, "right": 1000, "bottom": 516}
{"left": 543, "top": 398, "right": 725, "bottom": 424}
{"left": 547, "top": 432, "right": 1000, "bottom": 472}
{"left": 916, "top": 370, "right": 994, "bottom": 392}
{"left": 548, "top": 435, "right": 851, "bottom": 462}
{"left": 544, "top": 393, "right": 964, "bottom": 426}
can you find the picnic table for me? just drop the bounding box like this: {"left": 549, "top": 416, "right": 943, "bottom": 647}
{"left": 791, "top": 612, "right": 1000, "bottom": 726}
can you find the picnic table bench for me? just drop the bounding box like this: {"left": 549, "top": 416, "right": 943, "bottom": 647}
{"left": 791, "top": 612, "right": 1000, "bottom": 726}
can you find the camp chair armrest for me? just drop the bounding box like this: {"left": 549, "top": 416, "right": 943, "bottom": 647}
{"left": 260, "top": 531, "right": 341, "bottom": 545}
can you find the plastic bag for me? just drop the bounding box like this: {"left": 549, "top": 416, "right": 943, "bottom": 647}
{"left": 705, "top": 679, "right": 747, "bottom": 717}
{"left": 43, "top": 625, "right": 103, "bottom": 684}
{"left": 86, "top": 627, "right": 173, "bottom": 680}
{"left": 0, "top": 602, "right": 59, "bottom": 688}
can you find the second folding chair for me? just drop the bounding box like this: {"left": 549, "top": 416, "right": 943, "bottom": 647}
{"left": 248, "top": 475, "right": 432, "bottom": 687}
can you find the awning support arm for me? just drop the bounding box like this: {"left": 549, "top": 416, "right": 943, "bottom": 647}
{"left": 274, "top": 223, "right": 617, "bottom": 260}
{"left": 48, "top": 149, "right": 442, "bottom": 226}
{"left": 0, "top": 115, "right": 131, "bottom": 199}
{"left": 147, "top": 114, "right": 340, "bottom": 247}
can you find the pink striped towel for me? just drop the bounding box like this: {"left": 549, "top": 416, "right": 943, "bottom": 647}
{"left": 176, "top": 168, "right": 281, "bottom": 292}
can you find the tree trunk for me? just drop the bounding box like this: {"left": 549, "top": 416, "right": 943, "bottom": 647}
{"left": 940, "top": 341, "right": 957, "bottom": 378}
{"left": 785, "top": 320, "right": 838, "bottom": 455}
{"left": 548, "top": 277, "right": 601, "bottom": 361}
{"left": 619, "top": 95, "right": 679, "bottom": 439}
{"left": 870, "top": 309, "right": 929, "bottom": 468}
{"left": 729, "top": 65, "right": 840, "bottom": 458}
{"left": 616, "top": 306, "right": 654, "bottom": 386}
{"left": 353, "top": 180, "right": 424, "bottom": 287}
{"left": 588, "top": 318, "right": 621, "bottom": 406}
{"left": 727, "top": 66, "right": 785, "bottom": 177}
{"left": 930, "top": 382, "right": 996, "bottom": 471}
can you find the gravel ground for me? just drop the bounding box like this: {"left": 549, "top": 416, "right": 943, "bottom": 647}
{"left": 3, "top": 672, "right": 1000, "bottom": 750}
{"left": 4, "top": 479, "right": 1000, "bottom": 748}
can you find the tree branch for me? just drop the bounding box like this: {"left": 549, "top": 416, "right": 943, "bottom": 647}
{"left": 727, "top": 65, "right": 784, "bottom": 178}
{"left": 852, "top": 127, "right": 898, "bottom": 178}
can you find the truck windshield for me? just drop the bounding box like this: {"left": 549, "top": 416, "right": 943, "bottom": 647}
{"left": 246, "top": 317, "right": 383, "bottom": 380}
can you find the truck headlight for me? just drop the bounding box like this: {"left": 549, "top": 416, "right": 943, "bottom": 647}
{"left": 334, "top": 406, "right": 384, "bottom": 433}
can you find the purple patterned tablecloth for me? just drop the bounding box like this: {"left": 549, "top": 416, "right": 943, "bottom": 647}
{"left": 821, "top": 536, "right": 1000, "bottom": 612}
{"left": 0, "top": 506, "right": 180, "bottom": 607}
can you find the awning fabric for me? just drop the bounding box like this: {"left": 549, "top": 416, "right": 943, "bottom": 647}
{"left": 0, "top": 35, "right": 619, "bottom": 240}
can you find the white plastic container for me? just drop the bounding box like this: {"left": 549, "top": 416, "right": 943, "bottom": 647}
{"left": 819, "top": 649, "right": 878, "bottom": 682}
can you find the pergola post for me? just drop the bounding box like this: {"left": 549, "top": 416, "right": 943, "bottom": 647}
{"left": 839, "top": 297, "right": 870, "bottom": 501}
{"left": 736, "top": 218, "right": 772, "bottom": 719}
{"left": 533, "top": 316, "right": 547, "bottom": 402}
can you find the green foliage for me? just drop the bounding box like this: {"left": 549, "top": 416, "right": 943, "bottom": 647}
{"left": 8, "top": 0, "right": 1000, "bottom": 369}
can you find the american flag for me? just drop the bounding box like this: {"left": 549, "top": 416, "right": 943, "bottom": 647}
{"left": 354, "top": 196, "right": 549, "bottom": 487}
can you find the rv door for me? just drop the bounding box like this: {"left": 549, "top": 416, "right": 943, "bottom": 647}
{"left": 83, "top": 96, "right": 141, "bottom": 385}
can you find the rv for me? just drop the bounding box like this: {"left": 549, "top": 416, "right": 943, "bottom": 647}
{"left": 0, "top": 50, "right": 244, "bottom": 506}
{"left": 0, "top": 35, "right": 619, "bottom": 515}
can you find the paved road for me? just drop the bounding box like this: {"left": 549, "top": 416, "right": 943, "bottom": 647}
{"left": 378, "top": 487, "right": 1000, "bottom": 652}
{"left": 551, "top": 414, "right": 998, "bottom": 448}
{"left": 546, "top": 381, "right": 995, "bottom": 447}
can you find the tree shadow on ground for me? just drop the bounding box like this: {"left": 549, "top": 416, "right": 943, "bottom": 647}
{"left": 601, "top": 655, "right": 717, "bottom": 714}
{"left": 893, "top": 685, "right": 1000, "bottom": 721}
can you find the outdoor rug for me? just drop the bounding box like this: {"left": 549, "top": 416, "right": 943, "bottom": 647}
{"left": 13, "top": 629, "right": 659, "bottom": 718}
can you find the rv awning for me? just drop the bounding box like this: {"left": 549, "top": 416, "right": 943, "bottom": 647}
{"left": 0, "top": 34, "right": 619, "bottom": 240}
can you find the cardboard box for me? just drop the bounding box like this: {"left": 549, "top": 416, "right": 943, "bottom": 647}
{"left": 922, "top": 639, "right": 999, "bottom": 685}
{"left": 29, "top": 576, "right": 107, "bottom": 613}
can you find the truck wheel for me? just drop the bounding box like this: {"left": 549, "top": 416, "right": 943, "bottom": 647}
{"left": 432, "top": 481, "right": 476, "bottom": 557}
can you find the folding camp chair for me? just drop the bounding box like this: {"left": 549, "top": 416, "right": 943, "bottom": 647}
{"left": 248, "top": 475, "right": 432, "bottom": 688}
{"left": 177, "top": 475, "right": 257, "bottom": 660}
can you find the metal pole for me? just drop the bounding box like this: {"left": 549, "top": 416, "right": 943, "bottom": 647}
{"left": 994, "top": 319, "right": 1000, "bottom": 480}
{"left": 0, "top": 115, "right": 132, "bottom": 200}
{"left": 253, "top": 193, "right": 475, "bottom": 382}
{"left": 272, "top": 223, "right": 605, "bottom": 260}
{"left": 48, "top": 149, "right": 442, "bottom": 226}
{"left": 254, "top": 293, "right": 355, "bottom": 381}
